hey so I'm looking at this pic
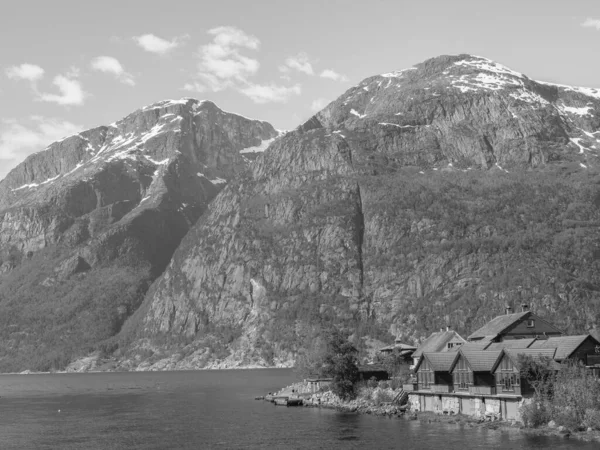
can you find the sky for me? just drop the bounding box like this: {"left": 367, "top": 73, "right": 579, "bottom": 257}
{"left": 1, "top": 0, "right": 599, "bottom": 179}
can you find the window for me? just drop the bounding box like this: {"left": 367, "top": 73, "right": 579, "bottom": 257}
{"left": 495, "top": 356, "right": 520, "bottom": 392}
{"left": 452, "top": 356, "right": 472, "bottom": 391}
{"left": 527, "top": 319, "right": 535, "bottom": 328}
{"left": 447, "top": 343, "right": 454, "bottom": 349}
{"left": 417, "top": 359, "right": 434, "bottom": 389}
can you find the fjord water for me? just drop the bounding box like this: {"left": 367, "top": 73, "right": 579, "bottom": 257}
{"left": 0, "top": 370, "right": 595, "bottom": 450}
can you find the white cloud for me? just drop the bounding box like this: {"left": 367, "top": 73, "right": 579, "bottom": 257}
{"left": 582, "top": 18, "right": 600, "bottom": 30}
{"left": 310, "top": 98, "right": 330, "bottom": 111}
{"left": 90, "top": 56, "right": 135, "bottom": 86}
{"left": 194, "top": 26, "right": 260, "bottom": 90}
{"left": 279, "top": 52, "right": 314, "bottom": 75}
{"left": 320, "top": 69, "right": 349, "bottom": 82}
{"left": 239, "top": 83, "right": 301, "bottom": 104}
{"left": 134, "top": 33, "right": 185, "bottom": 55}
{"left": 38, "top": 72, "right": 86, "bottom": 106}
{"left": 182, "top": 82, "right": 207, "bottom": 93}
{"left": 5, "top": 63, "right": 45, "bottom": 82}
{"left": 0, "top": 117, "right": 82, "bottom": 180}
{"left": 186, "top": 26, "right": 301, "bottom": 104}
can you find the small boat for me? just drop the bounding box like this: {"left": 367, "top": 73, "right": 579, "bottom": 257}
{"left": 265, "top": 394, "right": 274, "bottom": 402}
{"left": 254, "top": 396, "right": 264, "bottom": 400}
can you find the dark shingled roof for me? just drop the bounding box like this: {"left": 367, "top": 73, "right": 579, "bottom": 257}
{"left": 467, "top": 311, "right": 530, "bottom": 340}
{"left": 422, "top": 352, "right": 460, "bottom": 372}
{"left": 456, "top": 350, "right": 503, "bottom": 372}
{"left": 529, "top": 335, "right": 594, "bottom": 360}
{"left": 486, "top": 338, "right": 536, "bottom": 351}
{"left": 502, "top": 348, "right": 559, "bottom": 370}
{"left": 413, "top": 331, "right": 465, "bottom": 358}
{"left": 449, "top": 342, "right": 491, "bottom": 352}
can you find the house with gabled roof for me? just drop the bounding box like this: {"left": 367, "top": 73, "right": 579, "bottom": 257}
{"left": 449, "top": 349, "right": 503, "bottom": 396}
{"left": 492, "top": 348, "right": 559, "bottom": 396}
{"left": 411, "top": 329, "right": 465, "bottom": 368}
{"left": 413, "top": 352, "right": 459, "bottom": 393}
{"left": 467, "top": 306, "right": 563, "bottom": 343}
{"left": 528, "top": 334, "right": 600, "bottom": 365}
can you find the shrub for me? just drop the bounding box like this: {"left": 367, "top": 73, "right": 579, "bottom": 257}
{"left": 520, "top": 401, "right": 551, "bottom": 428}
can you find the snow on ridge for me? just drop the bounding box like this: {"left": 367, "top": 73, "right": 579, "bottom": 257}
{"left": 455, "top": 57, "right": 524, "bottom": 79}
{"left": 537, "top": 81, "right": 600, "bottom": 100}
{"left": 380, "top": 67, "right": 416, "bottom": 78}
{"left": 210, "top": 177, "right": 227, "bottom": 185}
{"left": 11, "top": 174, "right": 61, "bottom": 192}
{"left": 350, "top": 109, "right": 367, "bottom": 119}
{"left": 571, "top": 138, "right": 588, "bottom": 154}
{"left": 561, "top": 105, "right": 593, "bottom": 116}
{"left": 239, "top": 137, "right": 276, "bottom": 154}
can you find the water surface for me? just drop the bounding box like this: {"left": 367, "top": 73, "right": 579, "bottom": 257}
{"left": 0, "top": 370, "right": 595, "bottom": 449}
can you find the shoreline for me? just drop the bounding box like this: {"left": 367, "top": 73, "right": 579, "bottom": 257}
{"left": 267, "top": 382, "right": 600, "bottom": 444}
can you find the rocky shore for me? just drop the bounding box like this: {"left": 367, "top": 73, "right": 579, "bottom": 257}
{"left": 269, "top": 382, "right": 600, "bottom": 444}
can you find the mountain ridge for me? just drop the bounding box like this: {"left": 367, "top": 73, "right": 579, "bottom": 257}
{"left": 113, "top": 54, "right": 600, "bottom": 371}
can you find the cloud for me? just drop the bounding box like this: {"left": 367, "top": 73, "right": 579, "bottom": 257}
{"left": 134, "top": 33, "right": 185, "bottom": 55}
{"left": 239, "top": 83, "right": 301, "bottom": 104}
{"left": 0, "top": 117, "right": 82, "bottom": 180}
{"left": 186, "top": 26, "right": 301, "bottom": 104}
{"left": 195, "top": 26, "right": 260, "bottom": 90}
{"left": 38, "top": 71, "right": 86, "bottom": 106}
{"left": 320, "top": 69, "right": 349, "bottom": 82}
{"left": 5, "top": 63, "right": 45, "bottom": 82}
{"left": 91, "top": 56, "right": 135, "bottom": 86}
{"left": 182, "top": 82, "right": 207, "bottom": 93}
{"left": 279, "top": 52, "right": 314, "bottom": 75}
{"left": 582, "top": 18, "right": 600, "bottom": 30}
{"left": 310, "top": 97, "right": 330, "bottom": 111}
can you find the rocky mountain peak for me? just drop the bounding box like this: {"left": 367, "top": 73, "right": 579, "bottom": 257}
{"left": 300, "top": 54, "right": 599, "bottom": 171}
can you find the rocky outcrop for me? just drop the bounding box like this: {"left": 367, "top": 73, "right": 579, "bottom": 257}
{"left": 0, "top": 99, "right": 279, "bottom": 372}
{"left": 121, "top": 55, "right": 600, "bottom": 369}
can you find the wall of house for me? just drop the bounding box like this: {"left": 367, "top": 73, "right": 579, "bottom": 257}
{"left": 570, "top": 337, "right": 600, "bottom": 364}
{"left": 502, "top": 316, "right": 562, "bottom": 339}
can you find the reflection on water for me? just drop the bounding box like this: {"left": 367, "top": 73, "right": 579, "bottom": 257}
{"left": 0, "top": 370, "right": 596, "bottom": 449}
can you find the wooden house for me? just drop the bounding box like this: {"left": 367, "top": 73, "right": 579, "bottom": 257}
{"left": 449, "top": 349, "right": 503, "bottom": 395}
{"left": 411, "top": 329, "right": 465, "bottom": 368}
{"left": 491, "top": 348, "right": 558, "bottom": 396}
{"left": 414, "top": 352, "right": 459, "bottom": 393}
{"left": 528, "top": 334, "right": 600, "bottom": 365}
{"left": 468, "top": 306, "right": 562, "bottom": 343}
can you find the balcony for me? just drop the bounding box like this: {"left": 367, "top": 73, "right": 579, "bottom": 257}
{"left": 468, "top": 385, "right": 496, "bottom": 395}
{"left": 431, "top": 384, "right": 454, "bottom": 393}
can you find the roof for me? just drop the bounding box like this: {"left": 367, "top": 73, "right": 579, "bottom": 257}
{"left": 501, "top": 348, "right": 560, "bottom": 370}
{"left": 454, "top": 349, "right": 503, "bottom": 372}
{"left": 486, "top": 338, "right": 537, "bottom": 351}
{"left": 392, "top": 342, "right": 417, "bottom": 350}
{"left": 413, "top": 330, "right": 465, "bottom": 358}
{"left": 467, "top": 311, "right": 530, "bottom": 340}
{"left": 448, "top": 342, "right": 491, "bottom": 352}
{"left": 529, "top": 335, "right": 596, "bottom": 360}
{"left": 414, "top": 352, "right": 459, "bottom": 372}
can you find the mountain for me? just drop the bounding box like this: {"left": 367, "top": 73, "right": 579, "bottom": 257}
{"left": 116, "top": 54, "right": 600, "bottom": 371}
{"left": 0, "top": 98, "right": 279, "bottom": 372}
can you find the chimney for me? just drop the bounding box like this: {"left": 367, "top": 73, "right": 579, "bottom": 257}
{"left": 446, "top": 326, "right": 449, "bottom": 332}
{"left": 521, "top": 303, "right": 529, "bottom": 312}
{"left": 505, "top": 305, "right": 513, "bottom": 315}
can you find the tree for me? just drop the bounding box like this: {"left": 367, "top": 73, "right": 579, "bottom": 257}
{"left": 321, "top": 331, "right": 360, "bottom": 400}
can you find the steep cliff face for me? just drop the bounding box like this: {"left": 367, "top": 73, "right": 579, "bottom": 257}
{"left": 0, "top": 99, "right": 279, "bottom": 371}
{"left": 122, "top": 54, "right": 600, "bottom": 370}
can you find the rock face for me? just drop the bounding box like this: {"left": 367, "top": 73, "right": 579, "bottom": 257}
{"left": 121, "top": 55, "right": 600, "bottom": 370}
{"left": 0, "top": 98, "right": 279, "bottom": 372}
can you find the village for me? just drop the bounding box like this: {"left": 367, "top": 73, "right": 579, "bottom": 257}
{"left": 267, "top": 304, "right": 600, "bottom": 426}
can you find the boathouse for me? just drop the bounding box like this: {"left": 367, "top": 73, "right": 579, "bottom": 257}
{"left": 450, "top": 349, "right": 503, "bottom": 395}
{"left": 492, "top": 348, "right": 558, "bottom": 396}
